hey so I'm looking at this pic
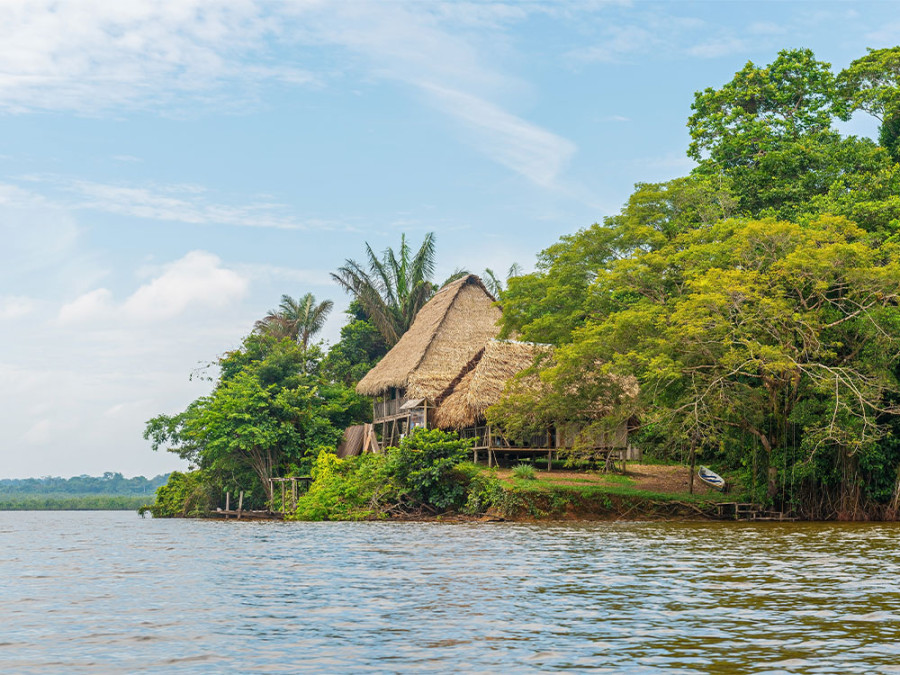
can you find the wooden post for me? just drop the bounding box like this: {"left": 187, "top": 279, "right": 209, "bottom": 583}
{"left": 547, "top": 449, "right": 552, "bottom": 471}
{"left": 225, "top": 491, "right": 230, "bottom": 513}
{"left": 281, "top": 480, "right": 286, "bottom": 514}
{"left": 689, "top": 440, "right": 696, "bottom": 495}
{"left": 292, "top": 479, "right": 297, "bottom": 511}
{"left": 238, "top": 490, "right": 244, "bottom": 519}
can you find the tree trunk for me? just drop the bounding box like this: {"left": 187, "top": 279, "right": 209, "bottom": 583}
{"left": 767, "top": 466, "right": 778, "bottom": 501}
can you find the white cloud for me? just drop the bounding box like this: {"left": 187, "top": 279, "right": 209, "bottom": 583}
{"left": 3, "top": 176, "right": 338, "bottom": 230}
{"left": 58, "top": 288, "right": 114, "bottom": 324}
{"left": 23, "top": 419, "right": 52, "bottom": 445}
{"left": 59, "top": 251, "right": 248, "bottom": 324}
{"left": 422, "top": 84, "right": 576, "bottom": 188}
{"left": 66, "top": 179, "right": 330, "bottom": 230}
{"left": 0, "top": 0, "right": 314, "bottom": 114}
{"left": 124, "top": 251, "right": 248, "bottom": 320}
{"left": 866, "top": 22, "right": 900, "bottom": 44}
{"left": 0, "top": 295, "right": 36, "bottom": 320}
{"left": 571, "top": 25, "right": 658, "bottom": 63}
{"left": 687, "top": 36, "right": 748, "bottom": 59}
{"left": 289, "top": 2, "right": 578, "bottom": 187}
{"left": 748, "top": 21, "right": 787, "bottom": 35}
{"left": 0, "top": 2, "right": 577, "bottom": 188}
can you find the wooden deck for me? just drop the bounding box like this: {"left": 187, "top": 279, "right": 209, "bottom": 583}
{"left": 715, "top": 502, "right": 797, "bottom": 521}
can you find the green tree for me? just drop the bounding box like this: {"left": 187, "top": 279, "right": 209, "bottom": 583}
{"left": 839, "top": 47, "right": 900, "bottom": 161}
{"left": 332, "top": 233, "right": 438, "bottom": 347}
{"left": 254, "top": 293, "right": 334, "bottom": 349}
{"left": 688, "top": 48, "right": 841, "bottom": 167}
{"left": 321, "top": 301, "right": 389, "bottom": 386}
{"left": 144, "top": 336, "right": 369, "bottom": 506}
{"left": 499, "top": 176, "right": 736, "bottom": 344}
{"left": 685, "top": 48, "right": 889, "bottom": 220}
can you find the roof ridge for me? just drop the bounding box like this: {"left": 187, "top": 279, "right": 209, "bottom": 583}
{"left": 408, "top": 275, "right": 473, "bottom": 376}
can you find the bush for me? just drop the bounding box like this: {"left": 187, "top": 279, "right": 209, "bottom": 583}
{"left": 147, "top": 470, "right": 214, "bottom": 517}
{"left": 512, "top": 463, "right": 537, "bottom": 480}
{"left": 293, "top": 450, "right": 393, "bottom": 520}
{"left": 291, "top": 430, "right": 487, "bottom": 519}
{"left": 384, "top": 428, "right": 473, "bottom": 511}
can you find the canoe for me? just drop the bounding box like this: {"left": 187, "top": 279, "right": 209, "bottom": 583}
{"left": 698, "top": 466, "right": 726, "bottom": 491}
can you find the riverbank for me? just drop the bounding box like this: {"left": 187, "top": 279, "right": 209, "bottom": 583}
{"left": 481, "top": 463, "right": 728, "bottom": 521}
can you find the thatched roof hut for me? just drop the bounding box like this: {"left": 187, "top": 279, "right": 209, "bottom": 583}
{"left": 355, "top": 274, "right": 502, "bottom": 401}
{"left": 433, "top": 339, "right": 550, "bottom": 429}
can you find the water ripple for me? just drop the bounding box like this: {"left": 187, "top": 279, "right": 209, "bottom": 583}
{"left": 1, "top": 514, "right": 899, "bottom": 672}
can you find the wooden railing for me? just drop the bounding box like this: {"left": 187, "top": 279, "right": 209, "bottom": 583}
{"left": 459, "top": 426, "right": 553, "bottom": 450}
{"left": 373, "top": 397, "right": 410, "bottom": 421}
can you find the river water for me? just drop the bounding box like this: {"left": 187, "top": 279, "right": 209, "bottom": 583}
{"left": 1, "top": 512, "right": 899, "bottom": 673}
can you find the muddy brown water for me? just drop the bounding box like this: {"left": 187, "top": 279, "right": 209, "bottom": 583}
{"left": 1, "top": 511, "right": 898, "bottom": 673}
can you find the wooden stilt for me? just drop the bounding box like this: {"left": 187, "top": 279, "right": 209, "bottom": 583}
{"left": 547, "top": 449, "right": 552, "bottom": 471}
{"left": 689, "top": 439, "right": 696, "bottom": 495}
{"left": 238, "top": 490, "right": 244, "bottom": 519}
{"left": 225, "top": 491, "right": 230, "bottom": 514}
{"left": 292, "top": 480, "right": 297, "bottom": 511}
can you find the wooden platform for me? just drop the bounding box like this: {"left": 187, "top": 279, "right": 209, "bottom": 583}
{"left": 715, "top": 502, "right": 797, "bottom": 521}
{"left": 210, "top": 509, "right": 283, "bottom": 520}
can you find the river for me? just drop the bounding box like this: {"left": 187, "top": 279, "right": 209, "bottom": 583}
{"left": 1, "top": 511, "right": 898, "bottom": 673}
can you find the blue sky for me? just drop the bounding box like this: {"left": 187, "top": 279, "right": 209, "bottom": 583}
{"left": 1, "top": 1, "right": 897, "bottom": 478}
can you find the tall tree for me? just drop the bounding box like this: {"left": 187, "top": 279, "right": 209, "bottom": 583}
{"left": 144, "top": 335, "right": 368, "bottom": 505}
{"left": 839, "top": 47, "right": 900, "bottom": 162}
{"left": 254, "top": 293, "right": 334, "bottom": 349}
{"left": 332, "top": 233, "right": 438, "bottom": 347}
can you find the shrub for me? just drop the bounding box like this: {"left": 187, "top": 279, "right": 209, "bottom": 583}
{"left": 147, "top": 470, "right": 214, "bottom": 517}
{"left": 512, "top": 463, "right": 537, "bottom": 480}
{"left": 293, "top": 450, "right": 392, "bottom": 521}
{"left": 384, "top": 428, "right": 473, "bottom": 511}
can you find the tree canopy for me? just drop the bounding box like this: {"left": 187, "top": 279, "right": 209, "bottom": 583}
{"left": 492, "top": 46, "right": 900, "bottom": 517}
{"left": 144, "top": 335, "right": 369, "bottom": 506}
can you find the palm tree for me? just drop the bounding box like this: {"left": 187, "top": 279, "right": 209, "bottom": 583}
{"left": 482, "top": 263, "right": 523, "bottom": 297}
{"left": 254, "top": 293, "right": 334, "bottom": 349}
{"left": 331, "top": 233, "right": 438, "bottom": 347}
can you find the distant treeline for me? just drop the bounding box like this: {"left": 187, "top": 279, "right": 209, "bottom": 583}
{"left": 0, "top": 495, "right": 149, "bottom": 510}
{"left": 0, "top": 472, "right": 170, "bottom": 496}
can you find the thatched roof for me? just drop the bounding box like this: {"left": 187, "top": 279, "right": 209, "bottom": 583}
{"left": 433, "top": 339, "right": 550, "bottom": 429}
{"left": 356, "top": 275, "right": 502, "bottom": 399}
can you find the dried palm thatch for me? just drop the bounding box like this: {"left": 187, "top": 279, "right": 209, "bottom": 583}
{"left": 355, "top": 275, "right": 501, "bottom": 400}
{"left": 433, "top": 339, "right": 551, "bottom": 429}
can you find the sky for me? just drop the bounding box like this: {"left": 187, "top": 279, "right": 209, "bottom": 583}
{"left": 1, "top": 0, "right": 897, "bottom": 479}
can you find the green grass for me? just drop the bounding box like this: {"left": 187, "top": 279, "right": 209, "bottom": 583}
{"left": 504, "top": 476, "right": 723, "bottom": 504}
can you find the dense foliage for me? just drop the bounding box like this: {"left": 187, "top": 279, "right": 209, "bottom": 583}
{"left": 292, "top": 429, "right": 486, "bottom": 520}
{"left": 144, "top": 335, "right": 370, "bottom": 511}
{"left": 0, "top": 472, "right": 169, "bottom": 496}
{"left": 494, "top": 47, "right": 900, "bottom": 519}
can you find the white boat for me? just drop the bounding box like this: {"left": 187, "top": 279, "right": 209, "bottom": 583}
{"left": 698, "top": 466, "right": 726, "bottom": 491}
